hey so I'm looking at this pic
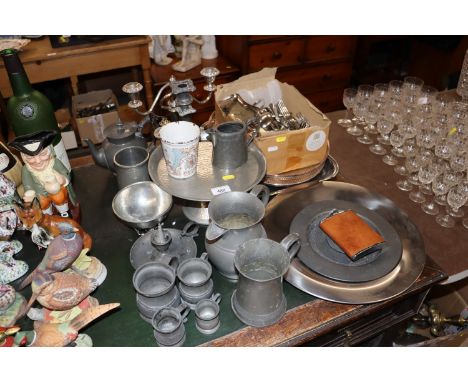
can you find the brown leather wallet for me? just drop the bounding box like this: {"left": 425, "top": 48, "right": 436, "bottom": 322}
{"left": 319, "top": 210, "right": 385, "bottom": 261}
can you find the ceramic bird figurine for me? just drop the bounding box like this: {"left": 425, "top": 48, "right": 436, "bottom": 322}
{"left": 22, "top": 270, "right": 98, "bottom": 316}
{"left": 18, "top": 230, "right": 83, "bottom": 290}
{"left": 27, "top": 295, "right": 99, "bottom": 323}
{"left": 30, "top": 302, "right": 119, "bottom": 347}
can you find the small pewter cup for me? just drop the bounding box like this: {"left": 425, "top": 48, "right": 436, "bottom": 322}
{"left": 195, "top": 293, "right": 222, "bottom": 335}
{"left": 152, "top": 303, "right": 190, "bottom": 347}
{"left": 177, "top": 252, "right": 214, "bottom": 308}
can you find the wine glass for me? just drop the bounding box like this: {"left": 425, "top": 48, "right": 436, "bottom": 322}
{"left": 396, "top": 155, "right": 419, "bottom": 192}
{"left": 421, "top": 174, "right": 448, "bottom": 215}
{"left": 354, "top": 85, "right": 374, "bottom": 144}
{"left": 338, "top": 88, "right": 357, "bottom": 128}
{"left": 409, "top": 161, "right": 437, "bottom": 203}
{"left": 383, "top": 130, "right": 405, "bottom": 166}
{"left": 375, "top": 118, "right": 393, "bottom": 147}
{"left": 419, "top": 85, "right": 438, "bottom": 105}
{"left": 436, "top": 183, "right": 468, "bottom": 228}
{"left": 456, "top": 48, "right": 468, "bottom": 102}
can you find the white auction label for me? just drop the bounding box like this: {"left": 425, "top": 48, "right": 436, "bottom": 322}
{"left": 211, "top": 185, "right": 232, "bottom": 196}
{"left": 267, "top": 145, "right": 279, "bottom": 152}
{"left": 306, "top": 130, "right": 326, "bottom": 151}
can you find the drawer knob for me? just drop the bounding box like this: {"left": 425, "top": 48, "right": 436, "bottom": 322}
{"left": 325, "top": 44, "right": 336, "bottom": 53}
{"left": 322, "top": 74, "right": 333, "bottom": 81}
{"left": 271, "top": 51, "right": 283, "bottom": 60}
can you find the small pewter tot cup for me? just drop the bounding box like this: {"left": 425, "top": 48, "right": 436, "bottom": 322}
{"left": 177, "top": 252, "right": 214, "bottom": 308}
{"left": 195, "top": 293, "right": 222, "bottom": 335}
{"left": 151, "top": 303, "right": 190, "bottom": 347}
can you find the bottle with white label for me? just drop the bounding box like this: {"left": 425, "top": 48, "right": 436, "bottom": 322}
{"left": 1, "top": 48, "right": 70, "bottom": 170}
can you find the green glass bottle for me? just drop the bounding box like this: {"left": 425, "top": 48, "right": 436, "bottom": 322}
{"left": 0, "top": 48, "right": 70, "bottom": 170}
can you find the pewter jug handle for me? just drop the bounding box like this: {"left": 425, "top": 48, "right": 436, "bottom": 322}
{"left": 160, "top": 254, "right": 178, "bottom": 268}
{"left": 280, "top": 233, "right": 301, "bottom": 262}
{"left": 181, "top": 221, "right": 199, "bottom": 237}
{"left": 205, "top": 222, "right": 227, "bottom": 241}
{"left": 211, "top": 293, "right": 222, "bottom": 305}
{"left": 177, "top": 303, "right": 191, "bottom": 323}
{"left": 201, "top": 128, "right": 216, "bottom": 145}
{"left": 249, "top": 184, "right": 270, "bottom": 207}
{"left": 200, "top": 252, "right": 209, "bottom": 261}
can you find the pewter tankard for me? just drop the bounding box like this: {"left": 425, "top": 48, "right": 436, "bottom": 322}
{"left": 231, "top": 233, "right": 301, "bottom": 327}
{"left": 206, "top": 121, "right": 250, "bottom": 170}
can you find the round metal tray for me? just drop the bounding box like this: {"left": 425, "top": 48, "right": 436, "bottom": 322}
{"left": 290, "top": 200, "right": 402, "bottom": 283}
{"left": 148, "top": 142, "right": 266, "bottom": 202}
{"left": 263, "top": 181, "right": 426, "bottom": 304}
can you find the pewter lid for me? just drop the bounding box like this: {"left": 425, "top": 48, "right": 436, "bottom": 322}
{"left": 104, "top": 121, "right": 137, "bottom": 141}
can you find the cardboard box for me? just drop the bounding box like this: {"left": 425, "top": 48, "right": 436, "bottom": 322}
{"left": 55, "top": 108, "right": 78, "bottom": 150}
{"left": 72, "top": 89, "right": 120, "bottom": 147}
{"left": 214, "top": 68, "right": 331, "bottom": 175}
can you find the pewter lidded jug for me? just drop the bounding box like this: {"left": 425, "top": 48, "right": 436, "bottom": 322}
{"left": 204, "top": 184, "right": 270, "bottom": 280}
{"left": 85, "top": 120, "right": 147, "bottom": 173}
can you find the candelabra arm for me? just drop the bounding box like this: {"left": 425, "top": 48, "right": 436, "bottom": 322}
{"left": 192, "top": 91, "right": 215, "bottom": 105}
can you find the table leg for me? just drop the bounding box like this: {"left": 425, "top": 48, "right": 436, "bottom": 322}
{"left": 139, "top": 44, "right": 154, "bottom": 107}
{"left": 70, "top": 75, "right": 79, "bottom": 95}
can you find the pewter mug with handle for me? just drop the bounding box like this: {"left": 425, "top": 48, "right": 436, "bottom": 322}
{"left": 231, "top": 233, "right": 301, "bottom": 327}
{"left": 205, "top": 121, "right": 251, "bottom": 170}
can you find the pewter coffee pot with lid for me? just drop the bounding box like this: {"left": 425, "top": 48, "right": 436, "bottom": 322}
{"left": 85, "top": 120, "right": 147, "bottom": 173}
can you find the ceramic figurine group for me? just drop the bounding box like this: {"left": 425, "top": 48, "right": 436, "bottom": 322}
{"left": 0, "top": 130, "right": 119, "bottom": 347}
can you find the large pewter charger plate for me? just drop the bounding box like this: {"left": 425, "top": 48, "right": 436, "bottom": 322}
{"left": 263, "top": 181, "right": 426, "bottom": 304}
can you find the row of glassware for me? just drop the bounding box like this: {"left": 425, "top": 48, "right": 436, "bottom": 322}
{"left": 339, "top": 76, "right": 468, "bottom": 229}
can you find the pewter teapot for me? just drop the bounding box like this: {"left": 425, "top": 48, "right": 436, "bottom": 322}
{"left": 85, "top": 120, "right": 147, "bottom": 173}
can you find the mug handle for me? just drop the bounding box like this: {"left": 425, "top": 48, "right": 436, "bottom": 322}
{"left": 200, "top": 252, "right": 209, "bottom": 261}
{"left": 181, "top": 221, "right": 199, "bottom": 238}
{"left": 280, "top": 233, "right": 301, "bottom": 262}
{"left": 205, "top": 222, "right": 227, "bottom": 241}
{"left": 211, "top": 293, "right": 222, "bottom": 305}
{"left": 249, "top": 184, "right": 270, "bottom": 207}
{"left": 177, "top": 303, "right": 191, "bottom": 323}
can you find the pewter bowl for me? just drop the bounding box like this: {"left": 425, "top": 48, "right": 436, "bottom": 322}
{"left": 112, "top": 181, "right": 173, "bottom": 229}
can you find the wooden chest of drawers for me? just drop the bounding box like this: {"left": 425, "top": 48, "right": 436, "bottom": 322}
{"left": 217, "top": 36, "right": 357, "bottom": 112}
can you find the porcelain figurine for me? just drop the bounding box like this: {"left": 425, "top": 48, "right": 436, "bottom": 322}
{"left": 23, "top": 269, "right": 99, "bottom": 315}
{"left": 0, "top": 284, "right": 26, "bottom": 327}
{"left": 64, "top": 248, "right": 107, "bottom": 286}
{"left": 172, "top": 35, "right": 203, "bottom": 73}
{"left": 201, "top": 35, "right": 218, "bottom": 60}
{"left": 14, "top": 197, "right": 92, "bottom": 250}
{"left": 0, "top": 240, "right": 28, "bottom": 284}
{"left": 11, "top": 303, "right": 119, "bottom": 347}
{"left": 150, "top": 35, "right": 174, "bottom": 66}
{"left": 27, "top": 295, "right": 99, "bottom": 323}
{"left": 0, "top": 172, "right": 20, "bottom": 240}
{"left": 9, "top": 130, "right": 79, "bottom": 220}
{"left": 0, "top": 326, "right": 28, "bottom": 347}
{"left": 17, "top": 231, "right": 83, "bottom": 290}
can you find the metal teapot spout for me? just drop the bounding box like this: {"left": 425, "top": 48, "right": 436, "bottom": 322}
{"left": 84, "top": 139, "right": 110, "bottom": 169}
